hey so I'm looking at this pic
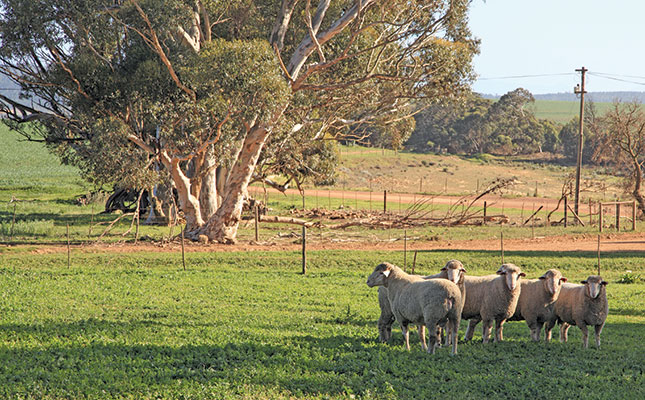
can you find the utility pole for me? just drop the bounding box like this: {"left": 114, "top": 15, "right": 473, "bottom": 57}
{"left": 574, "top": 66, "right": 588, "bottom": 219}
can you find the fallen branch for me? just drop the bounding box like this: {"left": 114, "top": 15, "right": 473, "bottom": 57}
{"left": 523, "top": 206, "right": 544, "bottom": 225}
{"left": 259, "top": 215, "right": 314, "bottom": 227}
{"left": 96, "top": 212, "right": 135, "bottom": 242}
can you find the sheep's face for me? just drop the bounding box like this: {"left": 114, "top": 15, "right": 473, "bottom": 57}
{"left": 367, "top": 263, "right": 393, "bottom": 288}
{"left": 582, "top": 275, "right": 607, "bottom": 299}
{"left": 442, "top": 259, "right": 466, "bottom": 285}
{"left": 539, "top": 269, "right": 567, "bottom": 296}
{"left": 497, "top": 263, "right": 525, "bottom": 291}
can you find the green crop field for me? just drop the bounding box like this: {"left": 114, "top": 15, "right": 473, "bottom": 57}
{"left": 0, "top": 248, "right": 643, "bottom": 399}
{"left": 530, "top": 100, "right": 615, "bottom": 124}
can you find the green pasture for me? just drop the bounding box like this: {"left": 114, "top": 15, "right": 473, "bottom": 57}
{"left": 0, "top": 248, "right": 643, "bottom": 399}
{"left": 530, "top": 100, "right": 616, "bottom": 124}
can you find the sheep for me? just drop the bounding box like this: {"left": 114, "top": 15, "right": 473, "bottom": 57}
{"left": 545, "top": 275, "right": 609, "bottom": 348}
{"left": 462, "top": 263, "right": 525, "bottom": 343}
{"left": 508, "top": 269, "right": 568, "bottom": 341}
{"left": 376, "top": 260, "right": 466, "bottom": 344}
{"left": 367, "top": 262, "right": 464, "bottom": 354}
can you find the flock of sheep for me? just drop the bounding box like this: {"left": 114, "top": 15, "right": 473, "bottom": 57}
{"left": 366, "top": 260, "right": 609, "bottom": 355}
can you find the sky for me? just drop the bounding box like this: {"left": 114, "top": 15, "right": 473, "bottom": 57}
{"left": 468, "top": 0, "right": 645, "bottom": 95}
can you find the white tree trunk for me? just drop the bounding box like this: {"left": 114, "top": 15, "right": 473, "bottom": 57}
{"left": 199, "top": 148, "right": 219, "bottom": 221}
{"left": 168, "top": 157, "right": 205, "bottom": 230}
{"left": 201, "top": 125, "right": 271, "bottom": 243}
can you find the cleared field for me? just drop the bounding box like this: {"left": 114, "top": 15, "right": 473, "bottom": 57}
{"left": 530, "top": 99, "right": 615, "bottom": 124}
{"left": 0, "top": 248, "right": 643, "bottom": 399}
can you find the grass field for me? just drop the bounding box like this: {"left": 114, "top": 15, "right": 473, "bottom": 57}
{"left": 0, "top": 248, "right": 643, "bottom": 399}
{"left": 529, "top": 100, "right": 617, "bottom": 124}
{"left": 1, "top": 118, "right": 644, "bottom": 399}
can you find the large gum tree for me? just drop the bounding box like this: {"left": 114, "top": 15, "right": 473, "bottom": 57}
{"left": 0, "top": 0, "right": 478, "bottom": 243}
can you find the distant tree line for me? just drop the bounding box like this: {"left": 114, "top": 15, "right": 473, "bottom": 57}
{"left": 406, "top": 88, "right": 563, "bottom": 156}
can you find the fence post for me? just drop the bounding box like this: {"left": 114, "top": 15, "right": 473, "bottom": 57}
{"left": 181, "top": 225, "right": 186, "bottom": 271}
{"left": 564, "top": 197, "right": 568, "bottom": 228}
{"left": 500, "top": 231, "right": 505, "bottom": 264}
{"left": 383, "top": 190, "right": 387, "bottom": 213}
{"left": 483, "top": 201, "right": 487, "bottom": 225}
{"left": 10, "top": 201, "right": 16, "bottom": 242}
{"left": 589, "top": 198, "right": 593, "bottom": 226}
{"left": 254, "top": 205, "right": 259, "bottom": 242}
{"left": 597, "top": 234, "right": 601, "bottom": 276}
{"left": 302, "top": 226, "right": 307, "bottom": 275}
{"left": 633, "top": 200, "right": 637, "bottom": 231}
{"left": 403, "top": 230, "right": 407, "bottom": 271}
{"left": 412, "top": 250, "right": 418, "bottom": 274}
{"left": 66, "top": 223, "right": 71, "bottom": 268}
{"left": 616, "top": 203, "right": 621, "bottom": 231}
{"left": 599, "top": 202, "right": 603, "bottom": 232}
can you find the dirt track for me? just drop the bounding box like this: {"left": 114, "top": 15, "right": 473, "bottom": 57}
{"left": 16, "top": 231, "right": 645, "bottom": 256}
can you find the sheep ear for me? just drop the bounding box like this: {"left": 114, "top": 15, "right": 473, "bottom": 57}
{"left": 538, "top": 272, "right": 547, "bottom": 280}
{"left": 601, "top": 281, "right": 608, "bottom": 286}
{"left": 441, "top": 266, "right": 447, "bottom": 271}
{"left": 560, "top": 277, "right": 568, "bottom": 283}
{"left": 461, "top": 267, "right": 467, "bottom": 273}
{"left": 382, "top": 269, "right": 391, "bottom": 278}
{"left": 496, "top": 267, "right": 505, "bottom": 275}
{"left": 519, "top": 272, "right": 526, "bottom": 277}
{"left": 581, "top": 280, "right": 587, "bottom": 284}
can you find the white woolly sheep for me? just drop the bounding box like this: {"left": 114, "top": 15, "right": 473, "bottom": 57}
{"left": 462, "top": 263, "right": 525, "bottom": 343}
{"left": 377, "top": 260, "right": 466, "bottom": 344}
{"left": 509, "top": 269, "right": 568, "bottom": 341}
{"left": 545, "top": 275, "right": 609, "bottom": 348}
{"left": 367, "top": 262, "right": 464, "bottom": 355}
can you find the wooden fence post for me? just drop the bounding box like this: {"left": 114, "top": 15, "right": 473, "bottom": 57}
{"left": 254, "top": 205, "right": 259, "bottom": 242}
{"left": 181, "top": 225, "right": 186, "bottom": 271}
{"left": 483, "top": 201, "right": 487, "bottom": 225}
{"left": 564, "top": 197, "right": 568, "bottom": 228}
{"left": 500, "top": 231, "right": 505, "bottom": 264}
{"left": 403, "top": 230, "right": 407, "bottom": 271}
{"left": 597, "top": 234, "right": 601, "bottom": 276}
{"left": 599, "top": 202, "right": 603, "bottom": 232}
{"left": 616, "top": 203, "right": 621, "bottom": 231}
{"left": 66, "top": 223, "right": 71, "bottom": 268}
{"left": 302, "top": 226, "right": 307, "bottom": 275}
{"left": 412, "top": 250, "right": 418, "bottom": 274}
{"left": 10, "top": 201, "right": 16, "bottom": 242}
{"left": 383, "top": 190, "right": 387, "bottom": 213}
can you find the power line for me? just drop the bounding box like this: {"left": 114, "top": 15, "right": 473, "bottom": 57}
{"left": 590, "top": 72, "right": 645, "bottom": 81}
{"left": 587, "top": 72, "right": 645, "bottom": 86}
{"left": 477, "top": 72, "right": 575, "bottom": 80}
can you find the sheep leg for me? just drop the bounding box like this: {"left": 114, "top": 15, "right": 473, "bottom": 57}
{"left": 481, "top": 319, "right": 493, "bottom": 344}
{"left": 378, "top": 314, "right": 395, "bottom": 343}
{"left": 494, "top": 318, "right": 506, "bottom": 342}
{"left": 528, "top": 320, "right": 543, "bottom": 341}
{"left": 401, "top": 322, "right": 411, "bottom": 351}
{"left": 378, "top": 313, "right": 394, "bottom": 343}
{"left": 579, "top": 324, "right": 589, "bottom": 349}
{"left": 440, "top": 323, "right": 449, "bottom": 347}
{"left": 559, "top": 322, "right": 570, "bottom": 343}
{"left": 594, "top": 324, "right": 604, "bottom": 348}
{"left": 544, "top": 319, "right": 556, "bottom": 342}
{"left": 425, "top": 321, "right": 439, "bottom": 354}
{"left": 464, "top": 318, "right": 480, "bottom": 341}
{"left": 418, "top": 324, "right": 427, "bottom": 351}
{"left": 450, "top": 319, "right": 459, "bottom": 355}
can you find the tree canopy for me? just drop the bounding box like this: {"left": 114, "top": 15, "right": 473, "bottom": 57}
{"left": 0, "top": 0, "right": 478, "bottom": 243}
